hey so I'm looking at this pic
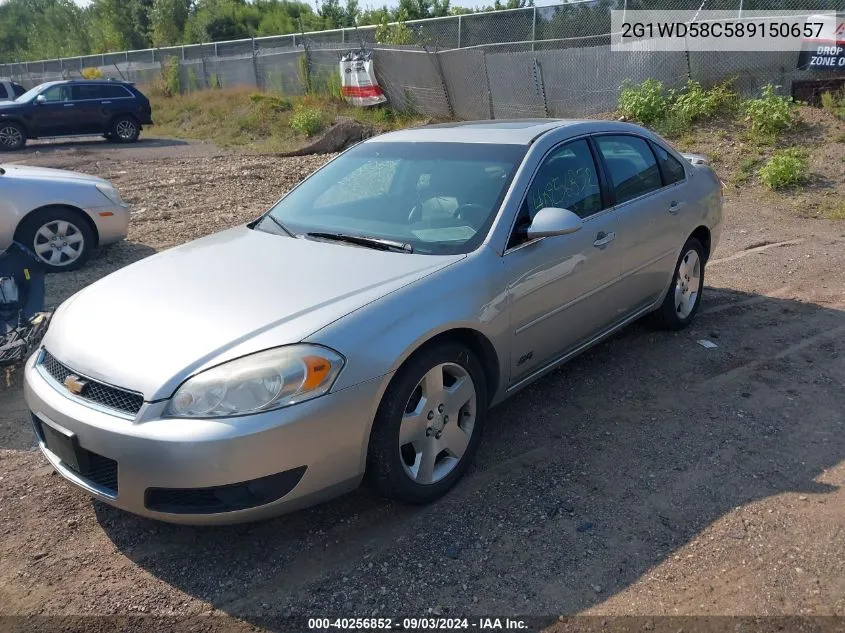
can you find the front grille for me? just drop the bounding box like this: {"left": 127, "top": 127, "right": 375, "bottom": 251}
{"left": 40, "top": 350, "right": 144, "bottom": 416}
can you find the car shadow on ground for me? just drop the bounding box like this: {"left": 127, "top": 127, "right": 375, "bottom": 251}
{"left": 13, "top": 137, "right": 189, "bottom": 155}
{"left": 91, "top": 287, "right": 844, "bottom": 624}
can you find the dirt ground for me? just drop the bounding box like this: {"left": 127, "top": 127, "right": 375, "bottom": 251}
{"left": 0, "top": 131, "right": 844, "bottom": 631}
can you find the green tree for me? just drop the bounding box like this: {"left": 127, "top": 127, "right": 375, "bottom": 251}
{"left": 150, "top": 0, "right": 191, "bottom": 46}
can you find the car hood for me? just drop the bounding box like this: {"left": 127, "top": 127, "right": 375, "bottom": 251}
{"left": 1, "top": 164, "right": 110, "bottom": 186}
{"left": 43, "top": 226, "right": 463, "bottom": 400}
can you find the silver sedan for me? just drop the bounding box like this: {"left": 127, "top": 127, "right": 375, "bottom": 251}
{"left": 24, "top": 120, "right": 722, "bottom": 524}
{"left": 1, "top": 164, "right": 130, "bottom": 271}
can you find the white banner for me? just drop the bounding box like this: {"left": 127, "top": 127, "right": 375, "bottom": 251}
{"left": 611, "top": 10, "right": 840, "bottom": 53}
{"left": 340, "top": 51, "right": 387, "bottom": 107}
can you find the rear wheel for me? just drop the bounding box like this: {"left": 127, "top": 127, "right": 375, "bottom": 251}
{"left": 367, "top": 342, "right": 487, "bottom": 504}
{"left": 16, "top": 207, "right": 95, "bottom": 272}
{"left": 0, "top": 122, "right": 26, "bottom": 151}
{"left": 649, "top": 236, "right": 705, "bottom": 330}
{"left": 111, "top": 116, "right": 140, "bottom": 143}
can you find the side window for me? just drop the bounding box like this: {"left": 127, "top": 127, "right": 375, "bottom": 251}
{"left": 12, "top": 84, "right": 27, "bottom": 98}
{"left": 41, "top": 85, "right": 72, "bottom": 103}
{"left": 595, "top": 135, "right": 662, "bottom": 204}
{"left": 72, "top": 84, "right": 104, "bottom": 101}
{"left": 99, "top": 84, "right": 132, "bottom": 99}
{"left": 508, "top": 139, "right": 602, "bottom": 248}
{"left": 652, "top": 143, "right": 686, "bottom": 185}
{"left": 0, "top": 84, "right": 7, "bottom": 99}
{"left": 526, "top": 139, "right": 602, "bottom": 220}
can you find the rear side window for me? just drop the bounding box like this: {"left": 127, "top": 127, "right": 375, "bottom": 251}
{"left": 595, "top": 135, "right": 662, "bottom": 204}
{"left": 652, "top": 143, "right": 686, "bottom": 185}
{"left": 99, "top": 84, "right": 133, "bottom": 98}
{"left": 73, "top": 84, "right": 104, "bottom": 100}
{"left": 0, "top": 84, "right": 7, "bottom": 99}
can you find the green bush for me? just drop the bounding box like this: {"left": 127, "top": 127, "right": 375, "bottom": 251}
{"left": 671, "top": 80, "right": 737, "bottom": 122}
{"left": 290, "top": 107, "right": 325, "bottom": 137}
{"left": 820, "top": 90, "right": 845, "bottom": 120}
{"left": 163, "top": 57, "right": 181, "bottom": 97}
{"left": 618, "top": 79, "right": 667, "bottom": 125}
{"left": 249, "top": 93, "right": 292, "bottom": 112}
{"left": 744, "top": 84, "right": 795, "bottom": 136}
{"left": 758, "top": 148, "right": 808, "bottom": 190}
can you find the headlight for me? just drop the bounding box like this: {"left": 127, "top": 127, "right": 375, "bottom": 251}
{"left": 95, "top": 183, "right": 126, "bottom": 207}
{"left": 165, "top": 345, "right": 344, "bottom": 418}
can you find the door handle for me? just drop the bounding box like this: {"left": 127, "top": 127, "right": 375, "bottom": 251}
{"left": 63, "top": 103, "right": 74, "bottom": 107}
{"left": 593, "top": 231, "right": 616, "bottom": 249}
{"left": 101, "top": 101, "right": 112, "bottom": 105}
{"left": 668, "top": 201, "right": 684, "bottom": 214}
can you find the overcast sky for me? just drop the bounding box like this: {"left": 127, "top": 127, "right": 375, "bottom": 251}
{"left": 62, "top": 0, "right": 567, "bottom": 12}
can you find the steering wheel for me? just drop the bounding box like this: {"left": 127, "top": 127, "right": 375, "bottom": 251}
{"left": 452, "top": 203, "right": 487, "bottom": 228}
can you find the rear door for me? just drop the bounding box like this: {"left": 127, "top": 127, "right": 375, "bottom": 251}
{"left": 70, "top": 84, "right": 108, "bottom": 134}
{"left": 592, "top": 134, "right": 687, "bottom": 312}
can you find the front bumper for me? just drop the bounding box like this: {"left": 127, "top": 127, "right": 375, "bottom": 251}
{"left": 23, "top": 351, "right": 386, "bottom": 524}
{"left": 86, "top": 204, "right": 130, "bottom": 247}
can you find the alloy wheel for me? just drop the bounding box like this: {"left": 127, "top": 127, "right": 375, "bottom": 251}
{"left": 398, "top": 362, "right": 478, "bottom": 485}
{"left": 115, "top": 119, "right": 137, "bottom": 141}
{"left": 674, "top": 248, "right": 701, "bottom": 319}
{"left": 0, "top": 125, "right": 23, "bottom": 149}
{"left": 33, "top": 220, "right": 86, "bottom": 267}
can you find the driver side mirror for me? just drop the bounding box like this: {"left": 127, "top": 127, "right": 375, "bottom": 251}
{"left": 34, "top": 94, "right": 46, "bottom": 105}
{"left": 526, "top": 207, "right": 583, "bottom": 239}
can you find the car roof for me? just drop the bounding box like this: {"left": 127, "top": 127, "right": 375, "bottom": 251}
{"left": 367, "top": 119, "right": 649, "bottom": 145}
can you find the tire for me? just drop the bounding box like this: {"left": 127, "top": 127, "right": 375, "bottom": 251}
{"left": 16, "top": 207, "right": 96, "bottom": 272}
{"left": 110, "top": 115, "right": 140, "bottom": 143}
{"left": 649, "top": 236, "right": 705, "bottom": 330}
{"left": 366, "top": 341, "right": 488, "bottom": 504}
{"left": 0, "top": 122, "right": 26, "bottom": 151}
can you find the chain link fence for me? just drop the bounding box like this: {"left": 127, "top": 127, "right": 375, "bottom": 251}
{"left": 1, "top": 0, "right": 843, "bottom": 121}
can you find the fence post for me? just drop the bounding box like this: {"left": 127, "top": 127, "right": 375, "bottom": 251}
{"left": 457, "top": 14, "right": 462, "bottom": 48}
{"left": 531, "top": 6, "right": 537, "bottom": 52}
{"left": 533, "top": 58, "right": 548, "bottom": 117}
{"left": 482, "top": 50, "right": 494, "bottom": 119}
{"left": 251, "top": 37, "right": 261, "bottom": 91}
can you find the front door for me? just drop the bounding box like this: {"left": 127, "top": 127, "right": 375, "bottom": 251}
{"left": 504, "top": 138, "right": 622, "bottom": 383}
{"left": 29, "top": 84, "right": 77, "bottom": 137}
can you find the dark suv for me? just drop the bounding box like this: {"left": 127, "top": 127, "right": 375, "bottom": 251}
{"left": 0, "top": 79, "right": 153, "bottom": 151}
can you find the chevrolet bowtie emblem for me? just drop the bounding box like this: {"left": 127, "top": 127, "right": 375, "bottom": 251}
{"left": 63, "top": 374, "right": 88, "bottom": 395}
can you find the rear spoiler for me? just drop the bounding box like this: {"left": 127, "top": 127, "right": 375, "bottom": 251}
{"left": 681, "top": 153, "right": 709, "bottom": 166}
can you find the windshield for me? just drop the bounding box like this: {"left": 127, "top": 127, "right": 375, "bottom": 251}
{"left": 258, "top": 141, "right": 527, "bottom": 255}
{"left": 14, "top": 83, "right": 52, "bottom": 103}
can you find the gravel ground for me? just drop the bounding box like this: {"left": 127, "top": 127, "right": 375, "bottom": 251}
{"left": 1, "top": 135, "right": 845, "bottom": 630}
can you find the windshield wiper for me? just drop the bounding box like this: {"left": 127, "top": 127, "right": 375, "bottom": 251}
{"left": 306, "top": 232, "right": 413, "bottom": 253}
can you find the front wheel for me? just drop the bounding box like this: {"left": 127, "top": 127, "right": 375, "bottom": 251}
{"left": 649, "top": 236, "right": 705, "bottom": 330}
{"left": 0, "top": 122, "right": 26, "bottom": 151}
{"left": 366, "top": 342, "right": 488, "bottom": 504}
{"left": 16, "top": 207, "right": 96, "bottom": 272}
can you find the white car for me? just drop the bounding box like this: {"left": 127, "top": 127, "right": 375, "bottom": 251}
{"left": 0, "top": 164, "right": 130, "bottom": 271}
{"left": 0, "top": 81, "right": 26, "bottom": 102}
